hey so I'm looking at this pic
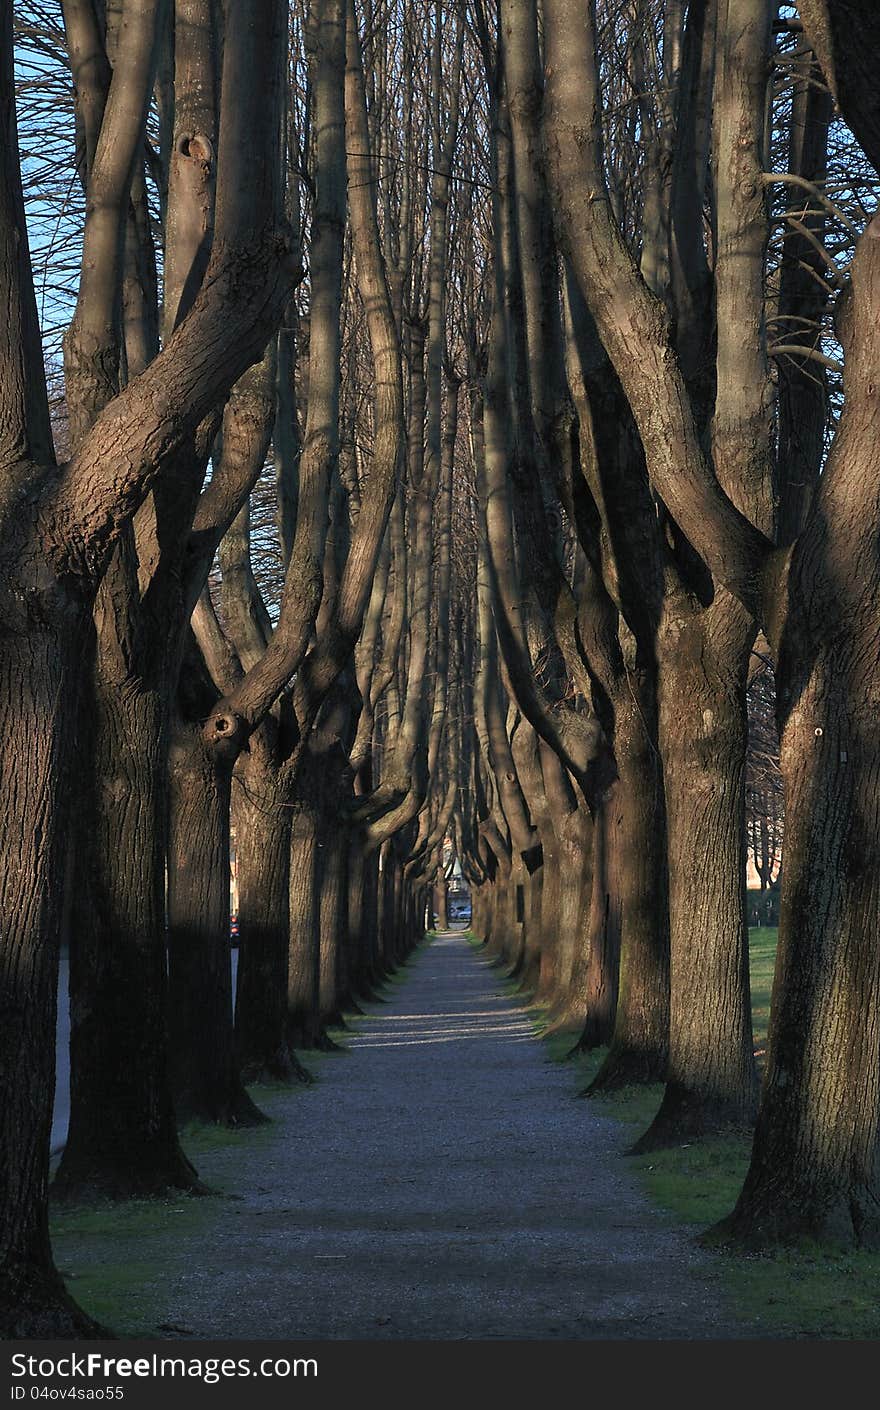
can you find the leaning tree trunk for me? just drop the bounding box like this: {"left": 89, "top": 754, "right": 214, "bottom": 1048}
{"left": 633, "top": 596, "right": 756, "bottom": 1149}
{"left": 54, "top": 639, "right": 196, "bottom": 1200}
{"left": 167, "top": 719, "right": 266, "bottom": 1126}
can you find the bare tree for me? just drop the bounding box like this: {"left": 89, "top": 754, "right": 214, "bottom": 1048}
{"left": 0, "top": 0, "right": 294, "bottom": 1336}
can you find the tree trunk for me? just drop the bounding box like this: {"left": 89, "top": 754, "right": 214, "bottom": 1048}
{"left": 576, "top": 784, "right": 622, "bottom": 1054}
{"left": 714, "top": 254, "right": 880, "bottom": 1241}
{"left": 318, "top": 809, "right": 349, "bottom": 1028}
{"left": 518, "top": 856, "right": 544, "bottom": 993}
{"left": 54, "top": 654, "right": 196, "bottom": 1200}
{"left": 374, "top": 841, "right": 394, "bottom": 976}
{"left": 543, "top": 804, "right": 593, "bottom": 1028}
{"left": 433, "top": 877, "right": 449, "bottom": 930}
{"left": 471, "top": 883, "right": 491, "bottom": 945}
{"left": 287, "top": 747, "right": 323, "bottom": 1048}
{"left": 167, "top": 720, "right": 265, "bottom": 1125}
{"left": 0, "top": 622, "right": 101, "bottom": 1336}
{"left": 502, "top": 856, "right": 528, "bottom": 977}
{"left": 233, "top": 748, "right": 311, "bottom": 1083}
{"left": 716, "top": 642, "right": 880, "bottom": 1246}
{"left": 586, "top": 729, "right": 668, "bottom": 1090}
{"left": 633, "top": 599, "right": 756, "bottom": 1148}
{"left": 349, "top": 833, "right": 381, "bottom": 994}
{"left": 534, "top": 741, "right": 580, "bottom": 1011}
{"left": 534, "top": 827, "right": 562, "bottom": 1006}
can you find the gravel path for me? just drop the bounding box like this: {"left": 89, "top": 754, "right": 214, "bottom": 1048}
{"left": 155, "top": 931, "right": 743, "bottom": 1339}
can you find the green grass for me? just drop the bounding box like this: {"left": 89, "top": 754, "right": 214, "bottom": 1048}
{"left": 726, "top": 1250, "right": 880, "bottom": 1339}
{"left": 49, "top": 1107, "right": 292, "bottom": 1334}
{"left": 51, "top": 1195, "right": 216, "bottom": 1336}
{"left": 748, "top": 925, "right": 777, "bottom": 1054}
{"left": 537, "top": 924, "right": 880, "bottom": 1339}
{"left": 56, "top": 924, "right": 875, "bottom": 1340}
{"left": 49, "top": 942, "right": 435, "bottom": 1332}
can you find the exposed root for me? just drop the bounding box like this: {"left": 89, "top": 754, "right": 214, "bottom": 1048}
{"left": 240, "top": 1046, "right": 315, "bottom": 1087}
{"left": 52, "top": 1146, "right": 205, "bottom": 1205}
{"left": 627, "top": 1084, "right": 754, "bottom": 1155}
{"left": 583, "top": 1045, "right": 667, "bottom": 1097}
{"left": 315, "top": 1031, "right": 345, "bottom": 1053}
{"left": 0, "top": 1265, "right": 109, "bottom": 1340}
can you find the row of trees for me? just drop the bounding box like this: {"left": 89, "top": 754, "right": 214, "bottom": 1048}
{"left": 1, "top": 0, "right": 878, "bottom": 1338}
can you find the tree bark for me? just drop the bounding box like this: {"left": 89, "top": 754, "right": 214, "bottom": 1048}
{"left": 0, "top": 0, "right": 291, "bottom": 1333}
{"left": 542, "top": 804, "right": 594, "bottom": 1030}
{"left": 586, "top": 731, "right": 667, "bottom": 1090}
{"left": 233, "top": 741, "right": 311, "bottom": 1083}
{"left": 0, "top": 621, "right": 103, "bottom": 1335}
{"left": 713, "top": 224, "right": 880, "bottom": 1247}
{"left": 167, "top": 719, "right": 266, "bottom": 1125}
{"left": 632, "top": 599, "right": 757, "bottom": 1147}
{"left": 54, "top": 648, "right": 196, "bottom": 1199}
{"left": 576, "top": 781, "right": 623, "bottom": 1056}
{"left": 433, "top": 879, "right": 449, "bottom": 931}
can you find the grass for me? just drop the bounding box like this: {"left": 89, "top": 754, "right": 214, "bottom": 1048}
{"left": 49, "top": 1106, "right": 293, "bottom": 1335}
{"left": 748, "top": 925, "right": 777, "bottom": 1054}
{"left": 51, "top": 1195, "right": 216, "bottom": 1336}
{"left": 536, "top": 923, "right": 880, "bottom": 1339}
{"left": 48, "top": 942, "right": 432, "bottom": 1332}
{"left": 53, "top": 927, "right": 878, "bottom": 1340}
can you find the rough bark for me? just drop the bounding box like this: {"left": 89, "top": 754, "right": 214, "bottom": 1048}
{"left": 0, "top": 0, "right": 291, "bottom": 1333}
{"left": 576, "top": 778, "right": 623, "bottom": 1057}
{"left": 0, "top": 621, "right": 104, "bottom": 1335}
{"left": 796, "top": 0, "right": 880, "bottom": 175}
{"left": 632, "top": 599, "right": 757, "bottom": 1147}
{"left": 167, "top": 718, "right": 266, "bottom": 1126}
{"left": 542, "top": 804, "right": 594, "bottom": 1030}
{"left": 585, "top": 733, "right": 667, "bottom": 1090}
{"left": 713, "top": 222, "right": 880, "bottom": 1247}
{"left": 54, "top": 646, "right": 196, "bottom": 1199}
{"left": 433, "top": 879, "right": 449, "bottom": 931}
{"left": 233, "top": 739, "right": 311, "bottom": 1084}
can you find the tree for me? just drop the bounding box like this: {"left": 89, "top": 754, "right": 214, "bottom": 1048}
{"left": 542, "top": 0, "right": 880, "bottom": 1243}
{"left": 0, "top": 0, "right": 294, "bottom": 1334}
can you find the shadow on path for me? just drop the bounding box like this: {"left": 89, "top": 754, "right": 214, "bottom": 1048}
{"left": 125, "top": 931, "right": 746, "bottom": 1340}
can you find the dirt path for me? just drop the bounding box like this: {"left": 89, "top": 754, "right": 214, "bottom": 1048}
{"left": 118, "top": 931, "right": 744, "bottom": 1340}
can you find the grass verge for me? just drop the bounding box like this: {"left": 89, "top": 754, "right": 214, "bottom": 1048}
{"left": 49, "top": 939, "right": 432, "bottom": 1333}
{"left": 50, "top": 1194, "right": 216, "bottom": 1337}
{"left": 535, "top": 926, "right": 880, "bottom": 1339}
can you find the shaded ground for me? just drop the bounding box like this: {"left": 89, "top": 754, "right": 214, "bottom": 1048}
{"left": 54, "top": 933, "right": 752, "bottom": 1339}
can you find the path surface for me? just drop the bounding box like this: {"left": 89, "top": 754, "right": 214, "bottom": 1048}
{"left": 151, "top": 932, "right": 742, "bottom": 1339}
